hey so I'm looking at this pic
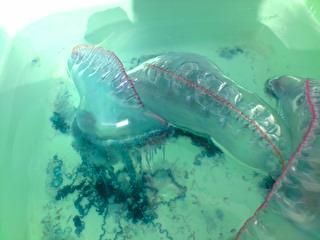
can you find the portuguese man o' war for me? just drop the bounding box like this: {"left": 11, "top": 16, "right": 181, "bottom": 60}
{"left": 68, "top": 45, "right": 287, "bottom": 174}
{"left": 236, "top": 78, "right": 320, "bottom": 240}
{"left": 67, "top": 45, "right": 168, "bottom": 145}
{"left": 66, "top": 45, "right": 320, "bottom": 239}
{"left": 67, "top": 45, "right": 292, "bottom": 175}
{"left": 127, "top": 52, "right": 293, "bottom": 175}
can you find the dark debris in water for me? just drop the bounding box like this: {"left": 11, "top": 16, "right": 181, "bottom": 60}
{"left": 218, "top": 47, "right": 245, "bottom": 60}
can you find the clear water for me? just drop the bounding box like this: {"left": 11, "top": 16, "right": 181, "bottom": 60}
{"left": 1, "top": 1, "right": 320, "bottom": 240}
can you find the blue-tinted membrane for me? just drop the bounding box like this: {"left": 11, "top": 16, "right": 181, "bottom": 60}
{"left": 236, "top": 79, "right": 320, "bottom": 240}
{"left": 128, "top": 52, "right": 292, "bottom": 175}
{"left": 67, "top": 45, "right": 168, "bottom": 144}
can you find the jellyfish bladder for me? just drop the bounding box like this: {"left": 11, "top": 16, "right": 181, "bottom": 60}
{"left": 68, "top": 45, "right": 292, "bottom": 175}
{"left": 67, "top": 45, "right": 320, "bottom": 239}
{"left": 127, "top": 52, "right": 292, "bottom": 175}
{"left": 67, "top": 45, "right": 168, "bottom": 145}
{"left": 236, "top": 78, "right": 320, "bottom": 240}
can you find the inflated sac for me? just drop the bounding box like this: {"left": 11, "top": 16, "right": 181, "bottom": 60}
{"left": 127, "top": 53, "right": 292, "bottom": 174}
{"left": 67, "top": 45, "right": 168, "bottom": 144}
{"left": 236, "top": 79, "right": 320, "bottom": 240}
{"left": 67, "top": 45, "right": 291, "bottom": 174}
{"left": 265, "top": 76, "right": 316, "bottom": 150}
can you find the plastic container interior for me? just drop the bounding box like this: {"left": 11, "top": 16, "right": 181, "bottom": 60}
{"left": 0, "top": 0, "right": 320, "bottom": 239}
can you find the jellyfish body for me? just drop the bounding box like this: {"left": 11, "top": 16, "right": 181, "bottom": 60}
{"left": 128, "top": 52, "right": 292, "bottom": 175}
{"left": 265, "top": 76, "right": 312, "bottom": 149}
{"left": 68, "top": 45, "right": 292, "bottom": 175}
{"left": 236, "top": 78, "right": 320, "bottom": 240}
{"left": 67, "top": 45, "right": 168, "bottom": 145}
{"left": 67, "top": 45, "right": 320, "bottom": 239}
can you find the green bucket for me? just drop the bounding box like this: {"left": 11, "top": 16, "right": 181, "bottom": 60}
{"left": 0, "top": 1, "right": 319, "bottom": 239}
